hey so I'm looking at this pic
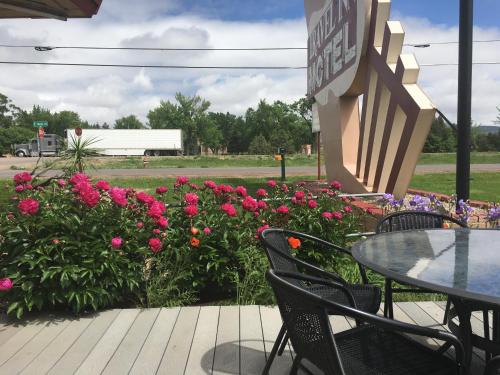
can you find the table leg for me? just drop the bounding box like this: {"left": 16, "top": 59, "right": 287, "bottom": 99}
{"left": 448, "top": 297, "right": 473, "bottom": 372}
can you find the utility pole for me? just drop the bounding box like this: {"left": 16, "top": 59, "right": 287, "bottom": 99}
{"left": 456, "top": 0, "right": 473, "bottom": 203}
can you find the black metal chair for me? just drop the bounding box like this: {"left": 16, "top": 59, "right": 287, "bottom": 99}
{"left": 259, "top": 228, "right": 381, "bottom": 374}
{"left": 376, "top": 210, "right": 468, "bottom": 320}
{"left": 267, "top": 269, "right": 465, "bottom": 375}
{"left": 485, "top": 355, "right": 500, "bottom": 375}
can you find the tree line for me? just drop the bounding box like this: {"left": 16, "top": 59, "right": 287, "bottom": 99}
{"left": 0, "top": 91, "right": 498, "bottom": 156}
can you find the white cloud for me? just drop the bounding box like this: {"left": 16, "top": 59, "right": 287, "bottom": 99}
{"left": 0, "top": 3, "right": 497, "bottom": 127}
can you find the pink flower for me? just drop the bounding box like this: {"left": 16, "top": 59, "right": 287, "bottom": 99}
{"left": 332, "top": 211, "right": 343, "bottom": 220}
{"left": 308, "top": 200, "right": 318, "bottom": 209}
{"left": 52, "top": 239, "right": 60, "bottom": 244}
{"left": 256, "top": 224, "right": 270, "bottom": 238}
{"left": 25, "top": 184, "right": 33, "bottom": 190}
{"left": 321, "top": 188, "right": 329, "bottom": 193}
{"left": 153, "top": 229, "right": 161, "bottom": 235}
{"left": 257, "top": 200, "right": 268, "bottom": 210}
{"left": 13, "top": 172, "right": 32, "bottom": 185}
{"left": 277, "top": 205, "right": 289, "bottom": 214}
{"left": 204, "top": 180, "right": 217, "bottom": 189}
{"left": 294, "top": 191, "right": 305, "bottom": 200}
{"left": 176, "top": 176, "right": 189, "bottom": 185}
{"left": 7, "top": 213, "right": 14, "bottom": 220}
{"left": 203, "top": 227, "right": 212, "bottom": 235}
{"left": 18, "top": 198, "right": 39, "bottom": 215}
{"left": 109, "top": 187, "right": 128, "bottom": 207}
{"left": 156, "top": 186, "right": 168, "bottom": 194}
{"left": 221, "top": 203, "right": 237, "bottom": 217}
{"left": 78, "top": 185, "right": 100, "bottom": 208}
{"left": 281, "top": 184, "right": 289, "bottom": 193}
{"left": 242, "top": 196, "right": 258, "bottom": 212}
{"left": 184, "top": 205, "right": 198, "bottom": 217}
{"left": 344, "top": 206, "right": 352, "bottom": 213}
{"left": 15, "top": 185, "right": 24, "bottom": 192}
{"left": 267, "top": 180, "right": 277, "bottom": 188}
{"left": 256, "top": 188, "right": 267, "bottom": 198}
{"left": 148, "top": 201, "right": 166, "bottom": 218}
{"left": 95, "top": 180, "right": 110, "bottom": 191}
{"left": 111, "top": 237, "right": 123, "bottom": 249}
{"left": 149, "top": 238, "right": 162, "bottom": 253}
{"left": 235, "top": 186, "right": 247, "bottom": 197}
{"left": 69, "top": 173, "right": 90, "bottom": 186}
{"left": 331, "top": 180, "right": 342, "bottom": 190}
{"left": 57, "top": 179, "right": 67, "bottom": 186}
{"left": 136, "top": 192, "right": 155, "bottom": 205}
{"left": 220, "top": 184, "right": 233, "bottom": 193}
{"left": 136, "top": 221, "right": 144, "bottom": 229}
{"left": 189, "top": 183, "right": 200, "bottom": 190}
{"left": 322, "top": 212, "right": 333, "bottom": 220}
{"left": 0, "top": 278, "right": 13, "bottom": 291}
{"left": 155, "top": 216, "right": 169, "bottom": 228}
{"left": 184, "top": 192, "right": 199, "bottom": 205}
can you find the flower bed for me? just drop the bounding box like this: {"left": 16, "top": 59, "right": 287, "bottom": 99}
{"left": 0, "top": 173, "right": 365, "bottom": 318}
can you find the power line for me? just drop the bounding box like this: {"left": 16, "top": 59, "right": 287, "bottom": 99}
{"left": 0, "top": 39, "right": 498, "bottom": 51}
{"left": 0, "top": 61, "right": 498, "bottom": 69}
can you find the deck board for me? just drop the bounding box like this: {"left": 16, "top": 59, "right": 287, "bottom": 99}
{"left": 0, "top": 303, "right": 490, "bottom": 374}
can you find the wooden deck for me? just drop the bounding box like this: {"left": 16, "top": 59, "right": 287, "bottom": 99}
{"left": 0, "top": 302, "right": 488, "bottom": 374}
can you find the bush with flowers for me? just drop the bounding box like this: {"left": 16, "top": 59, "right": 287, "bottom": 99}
{"left": 0, "top": 172, "right": 364, "bottom": 317}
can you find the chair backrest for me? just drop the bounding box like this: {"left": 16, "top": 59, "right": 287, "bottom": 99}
{"left": 259, "top": 228, "right": 300, "bottom": 275}
{"left": 376, "top": 210, "right": 467, "bottom": 233}
{"left": 266, "top": 269, "right": 345, "bottom": 374}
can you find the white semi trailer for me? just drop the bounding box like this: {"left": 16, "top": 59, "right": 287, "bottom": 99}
{"left": 66, "top": 129, "right": 183, "bottom": 156}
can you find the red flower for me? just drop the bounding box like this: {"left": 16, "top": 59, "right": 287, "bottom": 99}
{"left": 281, "top": 184, "right": 289, "bottom": 193}
{"left": 344, "top": 206, "right": 352, "bottom": 213}
{"left": 330, "top": 180, "right": 342, "bottom": 190}
{"left": 235, "top": 186, "right": 247, "bottom": 197}
{"left": 156, "top": 186, "right": 168, "bottom": 194}
{"left": 184, "top": 205, "right": 198, "bottom": 217}
{"left": 257, "top": 200, "right": 268, "bottom": 210}
{"left": 267, "top": 180, "right": 277, "bottom": 188}
{"left": 191, "top": 227, "right": 199, "bottom": 235}
{"left": 69, "top": 173, "right": 90, "bottom": 186}
{"left": 156, "top": 216, "right": 169, "bottom": 228}
{"left": 136, "top": 221, "right": 144, "bottom": 229}
{"left": 203, "top": 227, "right": 212, "bottom": 235}
{"left": 148, "top": 201, "right": 166, "bottom": 218}
{"left": 277, "top": 205, "right": 289, "bottom": 214}
{"left": 52, "top": 239, "right": 60, "bottom": 245}
{"left": 242, "top": 196, "right": 258, "bottom": 212}
{"left": 149, "top": 238, "right": 162, "bottom": 253}
{"left": 294, "top": 191, "right": 305, "bottom": 200}
{"left": 190, "top": 237, "right": 200, "bottom": 247}
{"left": 288, "top": 237, "right": 301, "bottom": 249}
{"left": 332, "top": 211, "right": 343, "bottom": 220}
{"left": 308, "top": 200, "right": 318, "bottom": 209}
{"left": 109, "top": 187, "right": 128, "bottom": 207}
{"left": 189, "top": 183, "right": 200, "bottom": 190}
{"left": 256, "top": 224, "right": 270, "bottom": 238}
{"left": 136, "top": 192, "right": 155, "bottom": 205}
{"left": 57, "top": 179, "right": 67, "bottom": 186}
{"left": 18, "top": 198, "right": 39, "bottom": 215}
{"left": 15, "top": 185, "right": 24, "bottom": 192}
{"left": 13, "top": 172, "right": 32, "bottom": 185}
{"left": 221, "top": 203, "right": 237, "bottom": 217}
{"left": 204, "top": 180, "right": 217, "bottom": 189}
{"left": 256, "top": 188, "right": 267, "bottom": 197}
{"left": 176, "top": 176, "right": 189, "bottom": 185}
{"left": 78, "top": 185, "right": 100, "bottom": 208}
{"left": 95, "top": 180, "right": 110, "bottom": 191}
{"left": 153, "top": 229, "right": 161, "bottom": 235}
{"left": 322, "top": 212, "right": 333, "bottom": 220}
{"left": 184, "top": 192, "right": 199, "bottom": 205}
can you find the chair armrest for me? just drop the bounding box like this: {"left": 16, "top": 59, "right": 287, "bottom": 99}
{"left": 274, "top": 271, "right": 358, "bottom": 309}
{"left": 284, "top": 229, "right": 353, "bottom": 256}
{"left": 277, "top": 251, "right": 346, "bottom": 284}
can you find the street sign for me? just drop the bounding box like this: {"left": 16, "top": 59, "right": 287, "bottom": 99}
{"left": 33, "top": 121, "right": 48, "bottom": 127}
{"left": 75, "top": 127, "right": 82, "bottom": 136}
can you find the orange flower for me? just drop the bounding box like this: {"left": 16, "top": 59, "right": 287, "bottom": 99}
{"left": 191, "top": 227, "right": 199, "bottom": 235}
{"left": 288, "top": 237, "right": 301, "bottom": 249}
{"left": 190, "top": 237, "right": 200, "bottom": 247}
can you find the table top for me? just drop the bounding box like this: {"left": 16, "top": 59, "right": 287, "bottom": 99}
{"left": 352, "top": 228, "right": 500, "bottom": 305}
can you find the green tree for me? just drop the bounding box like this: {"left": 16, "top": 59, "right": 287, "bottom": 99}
{"left": 114, "top": 115, "right": 144, "bottom": 129}
{"left": 0, "top": 93, "right": 20, "bottom": 129}
{"left": 148, "top": 93, "right": 210, "bottom": 155}
{"left": 248, "top": 134, "right": 273, "bottom": 155}
{"left": 423, "top": 117, "right": 456, "bottom": 153}
{"left": 198, "top": 116, "right": 224, "bottom": 154}
{"left": 0, "top": 127, "right": 35, "bottom": 156}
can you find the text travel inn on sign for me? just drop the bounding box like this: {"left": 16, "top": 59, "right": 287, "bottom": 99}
{"left": 307, "top": 0, "right": 357, "bottom": 98}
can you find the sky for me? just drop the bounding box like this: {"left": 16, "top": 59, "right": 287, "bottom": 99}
{"left": 0, "top": 0, "right": 499, "bottom": 126}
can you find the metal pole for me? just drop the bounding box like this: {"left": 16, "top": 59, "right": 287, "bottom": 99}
{"left": 281, "top": 153, "right": 286, "bottom": 181}
{"left": 456, "top": 0, "right": 473, "bottom": 203}
{"left": 317, "top": 132, "right": 321, "bottom": 180}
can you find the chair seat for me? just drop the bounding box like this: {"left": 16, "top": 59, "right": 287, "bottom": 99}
{"left": 307, "top": 284, "right": 381, "bottom": 314}
{"left": 334, "top": 325, "right": 457, "bottom": 375}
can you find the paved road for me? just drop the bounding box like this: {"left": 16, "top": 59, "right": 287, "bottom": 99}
{"left": 0, "top": 164, "right": 498, "bottom": 179}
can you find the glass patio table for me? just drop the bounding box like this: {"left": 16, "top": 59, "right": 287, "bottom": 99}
{"left": 352, "top": 228, "right": 500, "bottom": 369}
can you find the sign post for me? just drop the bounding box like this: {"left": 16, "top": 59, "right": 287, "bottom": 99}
{"left": 33, "top": 121, "right": 48, "bottom": 128}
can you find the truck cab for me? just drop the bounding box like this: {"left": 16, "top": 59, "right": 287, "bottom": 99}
{"left": 13, "top": 134, "right": 63, "bottom": 157}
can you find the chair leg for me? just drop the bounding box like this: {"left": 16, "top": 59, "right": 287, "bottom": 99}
{"left": 384, "top": 279, "right": 394, "bottom": 319}
{"left": 443, "top": 298, "right": 451, "bottom": 324}
{"left": 262, "top": 323, "right": 287, "bottom": 375}
{"left": 483, "top": 309, "right": 491, "bottom": 361}
{"left": 290, "top": 355, "right": 302, "bottom": 375}
{"left": 277, "top": 331, "right": 289, "bottom": 355}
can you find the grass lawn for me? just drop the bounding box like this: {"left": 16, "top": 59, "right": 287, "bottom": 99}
{"left": 417, "top": 151, "right": 500, "bottom": 165}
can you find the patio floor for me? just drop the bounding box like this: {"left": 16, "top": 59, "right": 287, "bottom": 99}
{"left": 0, "top": 302, "right": 487, "bottom": 374}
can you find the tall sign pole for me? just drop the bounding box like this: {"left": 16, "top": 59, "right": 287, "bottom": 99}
{"left": 456, "top": 0, "right": 473, "bottom": 203}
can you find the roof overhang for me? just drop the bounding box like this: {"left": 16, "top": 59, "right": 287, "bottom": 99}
{"left": 0, "top": 0, "right": 102, "bottom": 21}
